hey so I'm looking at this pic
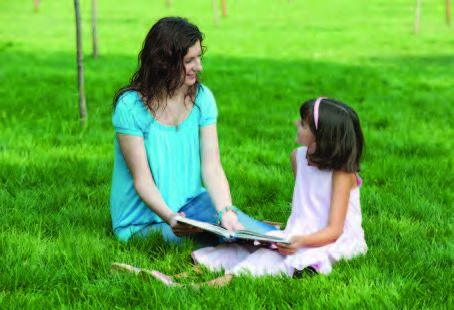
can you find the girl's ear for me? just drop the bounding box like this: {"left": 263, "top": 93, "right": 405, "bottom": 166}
{"left": 308, "top": 140, "right": 316, "bottom": 154}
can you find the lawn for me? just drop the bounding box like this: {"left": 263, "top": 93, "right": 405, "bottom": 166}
{"left": 0, "top": 0, "right": 452, "bottom": 308}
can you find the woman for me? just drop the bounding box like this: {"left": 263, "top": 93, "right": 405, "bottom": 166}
{"left": 110, "top": 17, "right": 275, "bottom": 243}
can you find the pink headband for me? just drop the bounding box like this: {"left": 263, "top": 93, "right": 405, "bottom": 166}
{"left": 314, "top": 97, "right": 327, "bottom": 130}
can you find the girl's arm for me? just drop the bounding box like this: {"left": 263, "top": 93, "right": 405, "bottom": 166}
{"left": 117, "top": 133, "right": 199, "bottom": 235}
{"left": 200, "top": 124, "right": 243, "bottom": 231}
{"left": 290, "top": 149, "right": 297, "bottom": 179}
{"left": 277, "top": 170, "right": 356, "bottom": 255}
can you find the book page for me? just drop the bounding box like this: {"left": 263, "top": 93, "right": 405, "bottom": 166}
{"left": 233, "top": 230, "right": 290, "bottom": 244}
{"left": 174, "top": 216, "right": 231, "bottom": 238}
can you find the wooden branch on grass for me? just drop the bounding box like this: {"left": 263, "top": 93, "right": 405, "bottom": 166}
{"left": 74, "top": 0, "right": 87, "bottom": 127}
{"left": 92, "top": 0, "right": 98, "bottom": 58}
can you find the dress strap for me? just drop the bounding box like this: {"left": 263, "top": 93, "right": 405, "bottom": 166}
{"left": 355, "top": 173, "right": 363, "bottom": 187}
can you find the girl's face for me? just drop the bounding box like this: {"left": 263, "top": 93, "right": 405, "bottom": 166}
{"left": 183, "top": 40, "right": 203, "bottom": 86}
{"left": 295, "top": 118, "right": 315, "bottom": 148}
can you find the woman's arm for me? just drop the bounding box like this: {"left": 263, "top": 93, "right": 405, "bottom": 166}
{"left": 117, "top": 133, "right": 199, "bottom": 235}
{"left": 200, "top": 124, "right": 243, "bottom": 231}
{"left": 277, "top": 170, "right": 356, "bottom": 255}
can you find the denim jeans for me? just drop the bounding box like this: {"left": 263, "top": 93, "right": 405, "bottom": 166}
{"left": 137, "top": 192, "right": 278, "bottom": 246}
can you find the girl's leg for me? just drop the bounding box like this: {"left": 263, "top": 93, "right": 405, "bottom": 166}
{"left": 229, "top": 248, "right": 294, "bottom": 278}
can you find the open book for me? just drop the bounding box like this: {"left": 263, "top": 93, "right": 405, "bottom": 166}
{"left": 174, "top": 216, "right": 290, "bottom": 244}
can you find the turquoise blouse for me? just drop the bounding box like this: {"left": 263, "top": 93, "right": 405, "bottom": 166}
{"left": 110, "top": 85, "right": 218, "bottom": 241}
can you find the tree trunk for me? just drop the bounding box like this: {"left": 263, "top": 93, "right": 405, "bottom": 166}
{"left": 74, "top": 0, "right": 87, "bottom": 127}
{"left": 447, "top": 0, "right": 451, "bottom": 25}
{"left": 221, "top": 0, "right": 228, "bottom": 16}
{"left": 34, "top": 0, "right": 39, "bottom": 11}
{"left": 166, "top": 0, "right": 171, "bottom": 8}
{"left": 92, "top": 0, "right": 98, "bottom": 58}
{"left": 212, "top": 0, "right": 219, "bottom": 26}
{"left": 414, "top": 0, "right": 421, "bottom": 34}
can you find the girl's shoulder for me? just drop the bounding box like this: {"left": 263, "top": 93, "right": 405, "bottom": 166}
{"left": 294, "top": 146, "right": 308, "bottom": 164}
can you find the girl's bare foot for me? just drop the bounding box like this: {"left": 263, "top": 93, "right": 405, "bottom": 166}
{"left": 111, "top": 263, "right": 156, "bottom": 282}
{"left": 190, "top": 274, "right": 233, "bottom": 288}
{"left": 111, "top": 262, "right": 142, "bottom": 275}
{"left": 173, "top": 265, "right": 203, "bottom": 279}
{"left": 111, "top": 263, "right": 232, "bottom": 288}
{"left": 150, "top": 270, "right": 181, "bottom": 287}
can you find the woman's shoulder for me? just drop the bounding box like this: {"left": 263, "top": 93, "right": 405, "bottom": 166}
{"left": 195, "top": 84, "right": 218, "bottom": 126}
{"left": 114, "top": 90, "right": 148, "bottom": 117}
{"left": 116, "top": 90, "right": 141, "bottom": 108}
{"left": 112, "top": 90, "right": 150, "bottom": 131}
{"left": 196, "top": 84, "right": 214, "bottom": 102}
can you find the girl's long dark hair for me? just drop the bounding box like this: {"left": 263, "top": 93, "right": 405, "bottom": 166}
{"left": 113, "top": 17, "right": 205, "bottom": 115}
{"left": 300, "top": 98, "right": 364, "bottom": 172}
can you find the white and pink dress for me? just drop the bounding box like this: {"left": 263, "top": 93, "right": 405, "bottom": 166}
{"left": 192, "top": 147, "right": 367, "bottom": 276}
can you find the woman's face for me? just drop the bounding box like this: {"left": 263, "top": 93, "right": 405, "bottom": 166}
{"left": 183, "top": 40, "right": 203, "bottom": 86}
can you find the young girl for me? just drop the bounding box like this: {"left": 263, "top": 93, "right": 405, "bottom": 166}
{"left": 147, "top": 97, "right": 368, "bottom": 286}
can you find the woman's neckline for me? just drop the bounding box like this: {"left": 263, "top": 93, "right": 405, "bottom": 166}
{"left": 135, "top": 91, "right": 196, "bottom": 132}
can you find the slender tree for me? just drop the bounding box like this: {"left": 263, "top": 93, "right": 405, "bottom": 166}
{"left": 447, "top": 0, "right": 451, "bottom": 25}
{"left": 221, "top": 0, "right": 227, "bottom": 16}
{"left": 414, "top": 0, "right": 421, "bottom": 34}
{"left": 74, "top": 0, "right": 87, "bottom": 127}
{"left": 34, "top": 0, "right": 39, "bottom": 12}
{"left": 92, "top": 0, "right": 98, "bottom": 58}
{"left": 166, "top": 0, "right": 171, "bottom": 8}
{"left": 212, "top": 0, "right": 219, "bottom": 26}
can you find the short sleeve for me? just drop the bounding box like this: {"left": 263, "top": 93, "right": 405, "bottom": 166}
{"left": 112, "top": 91, "right": 144, "bottom": 137}
{"left": 198, "top": 85, "right": 218, "bottom": 127}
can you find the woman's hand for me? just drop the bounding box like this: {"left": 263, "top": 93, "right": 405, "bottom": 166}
{"left": 277, "top": 236, "right": 304, "bottom": 255}
{"left": 220, "top": 210, "right": 244, "bottom": 231}
{"left": 169, "top": 212, "right": 203, "bottom": 238}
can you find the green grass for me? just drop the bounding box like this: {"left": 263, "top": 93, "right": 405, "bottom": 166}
{"left": 0, "top": 0, "right": 453, "bottom": 308}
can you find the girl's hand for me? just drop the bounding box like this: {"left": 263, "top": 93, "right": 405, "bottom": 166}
{"left": 221, "top": 210, "right": 245, "bottom": 231}
{"left": 169, "top": 212, "right": 203, "bottom": 237}
{"left": 277, "top": 236, "right": 304, "bottom": 255}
